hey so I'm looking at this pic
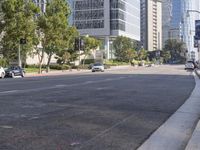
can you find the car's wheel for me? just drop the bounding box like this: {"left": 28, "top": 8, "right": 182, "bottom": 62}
{"left": 21, "top": 72, "right": 25, "bottom": 77}
{"left": 1, "top": 72, "right": 5, "bottom": 78}
{"left": 92, "top": 70, "right": 95, "bottom": 72}
{"left": 101, "top": 70, "right": 104, "bottom": 72}
{"left": 11, "top": 72, "right": 15, "bottom": 78}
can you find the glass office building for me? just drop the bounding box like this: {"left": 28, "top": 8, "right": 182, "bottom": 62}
{"left": 70, "top": 0, "right": 140, "bottom": 59}
{"left": 162, "top": 0, "right": 182, "bottom": 47}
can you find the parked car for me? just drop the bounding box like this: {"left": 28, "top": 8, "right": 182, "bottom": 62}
{"left": 185, "top": 61, "right": 195, "bottom": 70}
{"left": 0, "top": 67, "right": 5, "bottom": 78}
{"left": 92, "top": 63, "right": 104, "bottom": 72}
{"left": 5, "top": 66, "right": 25, "bottom": 78}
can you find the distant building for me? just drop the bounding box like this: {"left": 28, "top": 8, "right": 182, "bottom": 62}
{"left": 70, "top": 0, "right": 140, "bottom": 59}
{"left": 181, "top": 0, "right": 200, "bottom": 61}
{"left": 141, "top": 0, "right": 162, "bottom": 51}
{"left": 32, "top": 0, "right": 46, "bottom": 13}
{"left": 162, "top": 0, "right": 182, "bottom": 47}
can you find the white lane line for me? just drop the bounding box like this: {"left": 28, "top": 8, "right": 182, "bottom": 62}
{"left": 0, "top": 76, "right": 129, "bottom": 95}
{"left": 0, "top": 125, "right": 13, "bottom": 129}
{"left": 55, "top": 84, "right": 67, "bottom": 87}
{"left": 0, "top": 90, "right": 20, "bottom": 94}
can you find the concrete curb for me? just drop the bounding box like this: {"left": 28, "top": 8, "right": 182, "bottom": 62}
{"left": 185, "top": 120, "right": 200, "bottom": 150}
{"left": 137, "top": 73, "right": 200, "bottom": 150}
{"left": 195, "top": 69, "right": 200, "bottom": 78}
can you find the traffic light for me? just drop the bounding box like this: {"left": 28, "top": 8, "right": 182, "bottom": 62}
{"left": 74, "top": 38, "right": 80, "bottom": 50}
{"left": 74, "top": 38, "right": 85, "bottom": 51}
{"left": 20, "top": 38, "right": 26, "bottom": 45}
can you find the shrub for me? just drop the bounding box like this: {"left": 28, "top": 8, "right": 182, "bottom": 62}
{"left": 81, "top": 59, "right": 95, "bottom": 64}
{"left": 0, "top": 58, "right": 8, "bottom": 67}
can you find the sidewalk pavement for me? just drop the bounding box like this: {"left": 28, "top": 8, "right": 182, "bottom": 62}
{"left": 138, "top": 72, "right": 200, "bottom": 150}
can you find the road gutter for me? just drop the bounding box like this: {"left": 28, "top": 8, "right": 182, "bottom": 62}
{"left": 138, "top": 73, "right": 200, "bottom": 150}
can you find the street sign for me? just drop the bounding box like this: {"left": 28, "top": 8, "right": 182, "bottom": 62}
{"left": 195, "top": 20, "right": 200, "bottom": 40}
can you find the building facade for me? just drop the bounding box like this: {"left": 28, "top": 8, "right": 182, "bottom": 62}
{"left": 32, "top": 0, "right": 47, "bottom": 13}
{"left": 162, "top": 0, "right": 182, "bottom": 47}
{"left": 162, "top": 0, "right": 172, "bottom": 47}
{"left": 181, "top": 0, "right": 200, "bottom": 61}
{"left": 70, "top": 0, "right": 140, "bottom": 59}
{"left": 141, "top": 0, "right": 162, "bottom": 51}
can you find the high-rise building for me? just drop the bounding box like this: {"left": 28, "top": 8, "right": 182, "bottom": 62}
{"left": 162, "top": 0, "right": 172, "bottom": 46}
{"left": 141, "top": 0, "right": 162, "bottom": 51}
{"left": 162, "top": 0, "right": 182, "bottom": 47}
{"left": 181, "top": 0, "right": 200, "bottom": 61}
{"left": 32, "top": 0, "right": 47, "bottom": 13}
{"left": 70, "top": 0, "right": 140, "bottom": 59}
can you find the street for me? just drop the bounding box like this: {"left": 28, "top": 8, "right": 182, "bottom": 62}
{"left": 0, "top": 65, "right": 195, "bottom": 150}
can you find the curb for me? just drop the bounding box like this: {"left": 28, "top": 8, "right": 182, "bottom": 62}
{"left": 185, "top": 120, "right": 200, "bottom": 150}
{"left": 137, "top": 73, "right": 200, "bottom": 150}
{"left": 195, "top": 69, "right": 200, "bottom": 78}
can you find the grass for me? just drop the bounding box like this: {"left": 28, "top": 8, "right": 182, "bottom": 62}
{"left": 24, "top": 68, "right": 57, "bottom": 73}
{"left": 24, "top": 68, "right": 40, "bottom": 73}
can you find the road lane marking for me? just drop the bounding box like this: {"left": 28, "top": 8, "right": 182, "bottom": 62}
{"left": 0, "top": 76, "right": 129, "bottom": 96}
{"left": 0, "top": 90, "right": 20, "bottom": 94}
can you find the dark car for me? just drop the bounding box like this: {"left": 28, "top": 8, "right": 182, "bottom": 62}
{"left": 5, "top": 66, "right": 25, "bottom": 78}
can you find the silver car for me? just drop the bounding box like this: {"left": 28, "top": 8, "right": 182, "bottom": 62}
{"left": 92, "top": 63, "right": 104, "bottom": 72}
{"left": 185, "top": 61, "right": 195, "bottom": 70}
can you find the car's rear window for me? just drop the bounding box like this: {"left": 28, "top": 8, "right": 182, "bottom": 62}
{"left": 94, "top": 63, "right": 102, "bottom": 66}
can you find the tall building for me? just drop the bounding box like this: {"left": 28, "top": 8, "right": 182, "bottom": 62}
{"left": 141, "top": 0, "right": 162, "bottom": 51}
{"left": 181, "top": 0, "right": 200, "bottom": 61}
{"left": 162, "top": 0, "right": 182, "bottom": 47}
{"left": 70, "top": 0, "right": 140, "bottom": 59}
{"left": 32, "top": 0, "right": 47, "bottom": 13}
{"left": 162, "top": 0, "right": 172, "bottom": 46}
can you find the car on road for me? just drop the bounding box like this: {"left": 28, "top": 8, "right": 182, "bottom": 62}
{"left": 185, "top": 61, "right": 195, "bottom": 70}
{"left": 185, "top": 61, "right": 198, "bottom": 70}
{"left": 5, "top": 66, "right": 25, "bottom": 78}
{"left": 0, "top": 66, "right": 5, "bottom": 78}
{"left": 92, "top": 63, "right": 104, "bottom": 72}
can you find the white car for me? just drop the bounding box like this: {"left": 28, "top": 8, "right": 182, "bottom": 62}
{"left": 0, "top": 67, "right": 5, "bottom": 78}
{"left": 185, "top": 61, "right": 195, "bottom": 70}
{"left": 92, "top": 63, "right": 104, "bottom": 72}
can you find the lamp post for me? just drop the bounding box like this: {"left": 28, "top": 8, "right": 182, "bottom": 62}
{"left": 186, "top": 10, "right": 200, "bottom": 62}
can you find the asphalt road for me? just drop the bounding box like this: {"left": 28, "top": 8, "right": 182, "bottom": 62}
{"left": 0, "top": 65, "right": 195, "bottom": 150}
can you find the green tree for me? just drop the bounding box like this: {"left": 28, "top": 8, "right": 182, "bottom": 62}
{"left": 55, "top": 26, "right": 79, "bottom": 66}
{"left": 0, "top": 0, "right": 39, "bottom": 64}
{"left": 164, "top": 39, "right": 186, "bottom": 62}
{"left": 126, "top": 49, "right": 137, "bottom": 63}
{"left": 38, "top": 0, "right": 71, "bottom": 72}
{"left": 82, "top": 36, "right": 101, "bottom": 66}
{"left": 113, "top": 36, "right": 138, "bottom": 62}
{"left": 162, "top": 50, "right": 171, "bottom": 63}
{"left": 137, "top": 48, "right": 148, "bottom": 60}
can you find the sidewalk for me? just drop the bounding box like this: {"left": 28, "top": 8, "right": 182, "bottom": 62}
{"left": 138, "top": 72, "right": 200, "bottom": 150}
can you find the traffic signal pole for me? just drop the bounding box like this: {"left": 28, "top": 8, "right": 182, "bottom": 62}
{"left": 18, "top": 44, "right": 22, "bottom": 67}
